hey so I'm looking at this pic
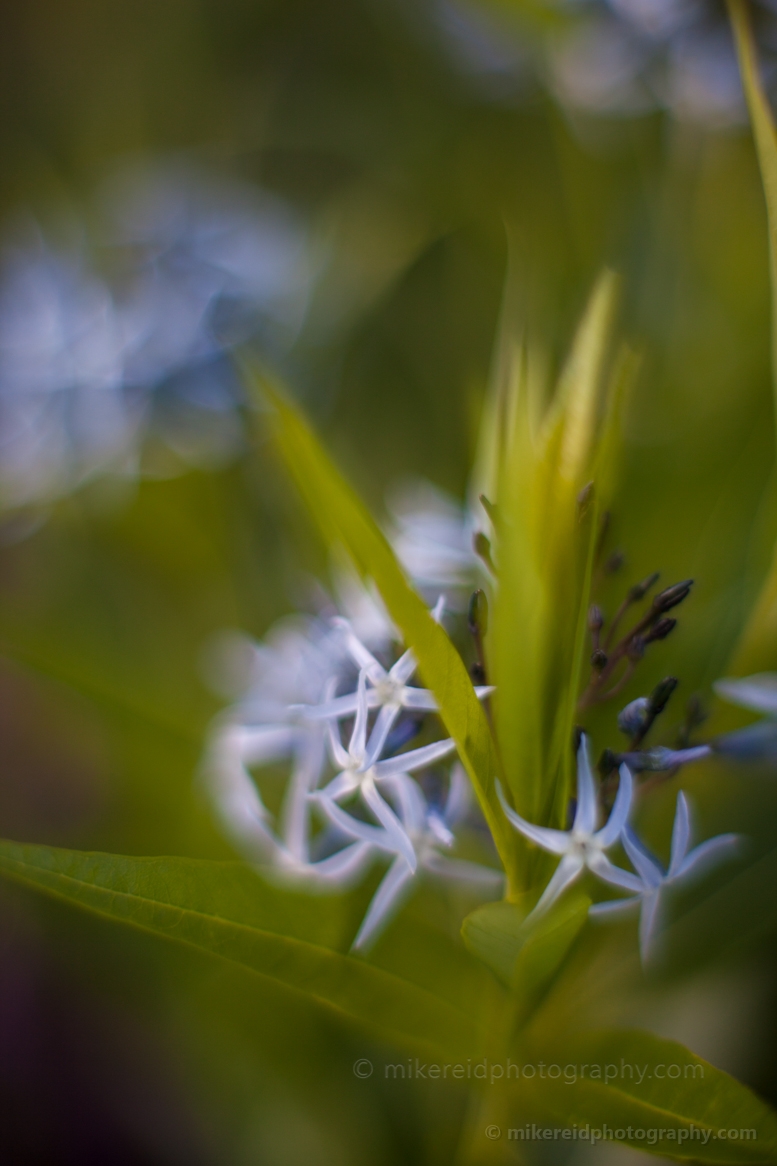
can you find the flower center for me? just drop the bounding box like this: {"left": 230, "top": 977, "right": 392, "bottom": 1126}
{"left": 373, "top": 676, "right": 403, "bottom": 706}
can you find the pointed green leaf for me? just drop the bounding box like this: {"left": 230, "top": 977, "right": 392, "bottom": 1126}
{"left": 0, "top": 839, "right": 484, "bottom": 1058}
{"left": 251, "top": 370, "right": 517, "bottom": 884}
{"left": 491, "top": 274, "right": 618, "bottom": 868}
{"left": 462, "top": 891, "right": 589, "bottom": 1005}
{"left": 520, "top": 1028, "right": 777, "bottom": 1162}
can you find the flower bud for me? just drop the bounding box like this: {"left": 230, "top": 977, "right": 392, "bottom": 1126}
{"left": 588, "top": 605, "right": 604, "bottom": 633}
{"left": 628, "top": 571, "right": 660, "bottom": 603}
{"left": 652, "top": 579, "right": 693, "bottom": 614}
{"left": 617, "top": 696, "right": 650, "bottom": 737}
{"left": 645, "top": 617, "right": 676, "bottom": 643}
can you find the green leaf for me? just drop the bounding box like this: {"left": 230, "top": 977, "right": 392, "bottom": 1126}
{"left": 251, "top": 369, "right": 518, "bottom": 886}
{"left": 491, "top": 273, "right": 619, "bottom": 883}
{"left": 727, "top": 0, "right": 777, "bottom": 674}
{"left": 520, "top": 1028, "right": 777, "bottom": 1162}
{"left": 0, "top": 839, "right": 484, "bottom": 1058}
{"left": 462, "top": 892, "right": 589, "bottom": 1003}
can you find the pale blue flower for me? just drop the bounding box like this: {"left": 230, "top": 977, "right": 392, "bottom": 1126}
{"left": 497, "top": 737, "right": 638, "bottom": 919}
{"left": 590, "top": 790, "right": 740, "bottom": 964}
{"left": 297, "top": 597, "right": 492, "bottom": 749}
{"left": 311, "top": 670, "right": 457, "bottom": 870}
{"left": 350, "top": 764, "right": 504, "bottom": 950}
{"left": 713, "top": 673, "right": 777, "bottom": 762}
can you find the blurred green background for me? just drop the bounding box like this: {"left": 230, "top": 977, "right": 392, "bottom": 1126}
{"left": 0, "top": 1, "right": 776, "bottom": 1162}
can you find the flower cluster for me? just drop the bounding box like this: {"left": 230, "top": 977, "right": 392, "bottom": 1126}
{"left": 0, "top": 161, "right": 312, "bottom": 512}
{"left": 499, "top": 737, "right": 739, "bottom": 965}
{"left": 204, "top": 578, "right": 500, "bottom": 951}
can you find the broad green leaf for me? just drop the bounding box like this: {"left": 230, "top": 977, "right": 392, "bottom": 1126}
{"left": 0, "top": 839, "right": 484, "bottom": 1058}
{"left": 461, "top": 892, "right": 589, "bottom": 1006}
{"left": 251, "top": 370, "right": 519, "bottom": 886}
{"left": 728, "top": 1, "right": 777, "bottom": 673}
{"left": 520, "top": 1028, "right": 777, "bottom": 1162}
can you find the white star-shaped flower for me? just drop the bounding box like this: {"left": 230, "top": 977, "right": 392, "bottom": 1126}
{"left": 297, "top": 598, "right": 492, "bottom": 747}
{"left": 497, "top": 737, "right": 638, "bottom": 919}
{"left": 344, "top": 764, "right": 504, "bottom": 950}
{"left": 311, "top": 669, "right": 457, "bottom": 870}
{"left": 590, "top": 790, "right": 740, "bottom": 964}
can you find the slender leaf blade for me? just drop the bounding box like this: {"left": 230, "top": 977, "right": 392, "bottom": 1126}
{"left": 0, "top": 839, "right": 482, "bottom": 1058}
{"left": 254, "top": 372, "right": 517, "bottom": 882}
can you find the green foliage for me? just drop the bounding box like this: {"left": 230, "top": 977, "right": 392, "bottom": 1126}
{"left": 728, "top": 0, "right": 777, "bottom": 674}
{"left": 487, "top": 272, "right": 628, "bottom": 884}
{"left": 0, "top": 839, "right": 484, "bottom": 1058}
{"left": 461, "top": 891, "right": 589, "bottom": 1003}
{"left": 254, "top": 370, "right": 521, "bottom": 885}
{"left": 522, "top": 1028, "right": 777, "bottom": 1162}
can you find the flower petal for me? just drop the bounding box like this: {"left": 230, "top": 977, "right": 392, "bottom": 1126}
{"left": 622, "top": 827, "right": 664, "bottom": 887}
{"left": 373, "top": 737, "right": 457, "bottom": 778}
{"left": 295, "top": 691, "right": 380, "bottom": 721}
{"left": 364, "top": 703, "right": 400, "bottom": 768}
{"left": 351, "top": 856, "right": 415, "bottom": 950}
{"left": 443, "top": 762, "right": 471, "bottom": 828}
{"left": 388, "top": 646, "right": 418, "bottom": 686}
{"left": 350, "top": 669, "right": 370, "bottom": 762}
{"left": 638, "top": 891, "right": 663, "bottom": 967}
{"left": 588, "top": 850, "right": 645, "bottom": 894}
{"left": 375, "top": 772, "right": 427, "bottom": 835}
{"left": 714, "top": 673, "right": 777, "bottom": 716}
{"left": 424, "top": 855, "right": 505, "bottom": 887}
{"left": 311, "top": 793, "right": 400, "bottom": 854}
{"left": 318, "top": 769, "right": 360, "bottom": 802}
{"left": 531, "top": 853, "right": 585, "bottom": 917}
{"left": 496, "top": 782, "right": 570, "bottom": 855}
{"left": 304, "top": 841, "right": 374, "bottom": 886}
{"left": 672, "top": 833, "right": 741, "bottom": 885}
{"left": 361, "top": 775, "right": 418, "bottom": 870}
{"left": 574, "top": 736, "right": 598, "bottom": 834}
{"left": 331, "top": 617, "right": 386, "bottom": 684}
{"left": 279, "top": 729, "right": 327, "bottom": 863}
{"left": 589, "top": 896, "right": 641, "bottom": 920}
{"left": 668, "top": 790, "right": 692, "bottom": 877}
{"left": 398, "top": 688, "right": 439, "bottom": 711}
{"left": 595, "top": 764, "right": 633, "bottom": 848}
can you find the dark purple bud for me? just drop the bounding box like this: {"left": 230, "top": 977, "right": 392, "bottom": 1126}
{"left": 645, "top": 617, "right": 677, "bottom": 643}
{"left": 591, "top": 648, "right": 608, "bottom": 670}
{"left": 588, "top": 605, "right": 604, "bottom": 632}
{"left": 628, "top": 571, "right": 660, "bottom": 603}
{"left": 605, "top": 550, "right": 625, "bottom": 574}
{"left": 652, "top": 579, "right": 693, "bottom": 614}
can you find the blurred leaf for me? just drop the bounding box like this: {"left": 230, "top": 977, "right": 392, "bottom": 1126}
{"left": 252, "top": 370, "right": 519, "bottom": 885}
{"left": 0, "top": 839, "right": 483, "bottom": 1058}
{"left": 522, "top": 1028, "right": 777, "bottom": 1162}
{"left": 728, "top": 0, "right": 777, "bottom": 673}
{"left": 491, "top": 273, "right": 619, "bottom": 886}
{"left": 461, "top": 892, "right": 589, "bottom": 1003}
